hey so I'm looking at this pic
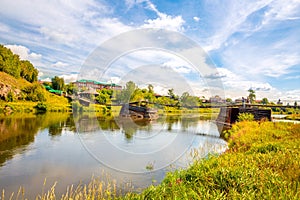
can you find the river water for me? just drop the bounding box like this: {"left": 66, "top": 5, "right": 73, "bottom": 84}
{"left": 0, "top": 112, "right": 227, "bottom": 198}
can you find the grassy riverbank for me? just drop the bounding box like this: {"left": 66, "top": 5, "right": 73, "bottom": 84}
{"left": 2, "top": 120, "right": 299, "bottom": 199}
{"left": 120, "top": 121, "right": 300, "bottom": 199}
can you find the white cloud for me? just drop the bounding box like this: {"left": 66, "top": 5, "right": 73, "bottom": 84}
{"left": 262, "top": 0, "right": 300, "bottom": 25}
{"left": 5, "top": 44, "right": 42, "bottom": 61}
{"left": 193, "top": 16, "right": 200, "bottom": 22}
{"left": 127, "top": 0, "right": 185, "bottom": 32}
{"left": 4, "top": 45, "right": 44, "bottom": 69}
{"left": 142, "top": 14, "right": 185, "bottom": 32}
{"left": 52, "top": 61, "right": 69, "bottom": 68}
{"left": 59, "top": 74, "right": 78, "bottom": 83}
{"left": 203, "top": 1, "right": 273, "bottom": 51}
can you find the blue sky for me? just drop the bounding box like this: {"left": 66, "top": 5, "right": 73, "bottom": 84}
{"left": 0, "top": 0, "right": 299, "bottom": 102}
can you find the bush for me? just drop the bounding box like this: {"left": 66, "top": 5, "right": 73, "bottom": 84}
{"left": 237, "top": 112, "right": 254, "bottom": 122}
{"left": 6, "top": 90, "right": 15, "bottom": 102}
{"left": 34, "top": 102, "right": 47, "bottom": 113}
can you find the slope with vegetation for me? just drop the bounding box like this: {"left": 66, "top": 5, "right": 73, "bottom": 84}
{"left": 0, "top": 45, "right": 70, "bottom": 114}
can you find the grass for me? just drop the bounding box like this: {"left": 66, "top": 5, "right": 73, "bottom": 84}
{"left": 286, "top": 113, "right": 300, "bottom": 120}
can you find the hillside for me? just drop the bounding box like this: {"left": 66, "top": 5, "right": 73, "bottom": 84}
{"left": 0, "top": 72, "right": 70, "bottom": 113}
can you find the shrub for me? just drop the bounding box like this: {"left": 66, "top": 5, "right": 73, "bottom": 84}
{"left": 237, "top": 112, "right": 254, "bottom": 122}
{"left": 34, "top": 102, "right": 47, "bottom": 113}
{"left": 6, "top": 90, "right": 15, "bottom": 102}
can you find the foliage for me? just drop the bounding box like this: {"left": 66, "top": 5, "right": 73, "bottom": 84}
{"left": 34, "top": 102, "right": 47, "bottom": 113}
{"left": 51, "top": 76, "right": 65, "bottom": 91}
{"left": 6, "top": 90, "right": 15, "bottom": 102}
{"left": 237, "top": 112, "right": 254, "bottom": 122}
{"left": 116, "top": 81, "right": 137, "bottom": 103}
{"left": 168, "top": 88, "right": 177, "bottom": 99}
{"left": 226, "top": 98, "right": 232, "bottom": 103}
{"left": 22, "top": 83, "right": 46, "bottom": 102}
{"left": 65, "top": 83, "right": 78, "bottom": 95}
{"left": 247, "top": 89, "right": 256, "bottom": 103}
{"left": 261, "top": 97, "right": 269, "bottom": 105}
{"left": 96, "top": 88, "right": 113, "bottom": 104}
{"left": 0, "top": 45, "right": 38, "bottom": 82}
{"left": 180, "top": 92, "right": 199, "bottom": 108}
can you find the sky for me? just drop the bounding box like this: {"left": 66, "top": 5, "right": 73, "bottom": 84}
{"left": 0, "top": 0, "right": 300, "bottom": 102}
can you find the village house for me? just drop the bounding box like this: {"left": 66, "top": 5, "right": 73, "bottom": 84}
{"left": 73, "top": 79, "right": 122, "bottom": 91}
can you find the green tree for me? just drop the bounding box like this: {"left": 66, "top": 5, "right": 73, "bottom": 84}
{"left": 51, "top": 76, "right": 65, "bottom": 91}
{"left": 261, "top": 98, "right": 269, "bottom": 105}
{"left": 168, "top": 88, "right": 176, "bottom": 99}
{"left": 20, "top": 60, "right": 38, "bottom": 82}
{"left": 22, "top": 83, "right": 46, "bottom": 102}
{"left": 248, "top": 89, "right": 256, "bottom": 103}
{"left": 65, "top": 83, "right": 78, "bottom": 95}
{"left": 148, "top": 84, "right": 154, "bottom": 94}
{"left": 116, "top": 81, "right": 137, "bottom": 103}
{"left": 96, "top": 89, "right": 113, "bottom": 104}
{"left": 180, "top": 92, "right": 199, "bottom": 108}
{"left": 0, "top": 45, "right": 21, "bottom": 78}
{"left": 226, "top": 98, "right": 233, "bottom": 103}
{"left": 0, "top": 45, "right": 38, "bottom": 82}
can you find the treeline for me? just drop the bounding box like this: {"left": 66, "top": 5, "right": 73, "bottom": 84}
{"left": 95, "top": 81, "right": 202, "bottom": 108}
{"left": 0, "top": 45, "right": 38, "bottom": 83}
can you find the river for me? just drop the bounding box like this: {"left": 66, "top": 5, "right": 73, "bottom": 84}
{"left": 0, "top": 112, "right": 227, "bottom": 198}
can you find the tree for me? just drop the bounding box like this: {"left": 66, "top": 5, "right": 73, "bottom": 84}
{"left": 116, "top": 81, "right": 137, "bottom": 103}
{"left": 20, "top": 60, "right": 38, "bottom": 82}
{"left": 0, "top": 45, "right": 38, "bottom": 82}
{"left": 51, "top": 76, "right": 65, "bottom": 91}
{"left": 248, "top": 89, "right": 256, "bottom": 103}
{"left": 148, "top": 84, "right": 154, "bottom": 94}
{"left": 226, "top": 98, "right": 233, "bottom": 103}
{"left": 65, "top": 83, "right": 78, "bottom": 95}
{"left": 96, "top": 89, "right": 112, "bottom": 105}
{"left": 295, "top": 101, "right": 298, "bottom": 108}
{"left": 261, "top": 98, "right": 269, "bottom": 105}
{"left": 168, "top": 88, "right": 176, "bottom": 99}
{"left": 22, "top": 83, "right": 46, "bottom": 102}
{"left": 180, "top": 92, "right": 199, "bottom": 108}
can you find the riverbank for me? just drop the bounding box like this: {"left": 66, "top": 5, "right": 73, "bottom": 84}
{"left": 121, "top": 121, "right": 300, "bottom": 199}
{"left": 1, "top": 120, "right": 299, "bottom": 199}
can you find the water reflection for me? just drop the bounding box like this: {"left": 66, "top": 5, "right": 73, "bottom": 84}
{"left": 0, "top": 113, "right": 227, "bottom": 199}
{"left": 0, "top": 113, "right": 74, "bottom": 166}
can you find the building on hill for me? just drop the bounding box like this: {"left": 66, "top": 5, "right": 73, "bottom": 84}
{"left": 73, "top": 79, "right": 122, "bottom": 91}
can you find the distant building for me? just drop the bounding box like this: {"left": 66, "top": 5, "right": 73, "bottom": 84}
{"left": 209, "top": 95, "right": 225, "bottom": 103}
{"left": 235, "top": 98, "right": 243, "bottom": 104}
{"left": 74, "top": 79, "right": 122, "bottom": 91}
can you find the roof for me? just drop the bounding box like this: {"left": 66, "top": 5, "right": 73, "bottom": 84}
{"left": 49, "top": 89, "right": 62, "bottom": 94}
{"left": 76, "top": 79, "right": 121, "bottom": 87}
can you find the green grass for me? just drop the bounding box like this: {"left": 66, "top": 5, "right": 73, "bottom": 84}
{"left": 286, "top": 113, "right": 300, "bottom": 120}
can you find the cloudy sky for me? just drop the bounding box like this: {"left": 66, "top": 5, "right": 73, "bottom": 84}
{"left": 0, "top": 0, "right": 299, "bottom": 102}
